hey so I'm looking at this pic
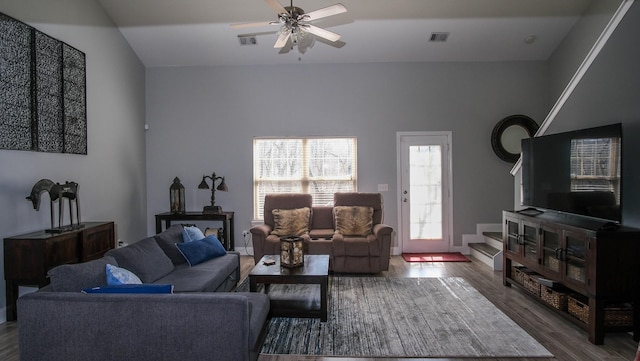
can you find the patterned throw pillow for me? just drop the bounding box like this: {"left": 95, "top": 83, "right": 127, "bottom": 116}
{"left": 271, "top": 207, "right": 310, "bottom": 236}
{"left": 334, "top": 206, "right": 374, "bottom": 236}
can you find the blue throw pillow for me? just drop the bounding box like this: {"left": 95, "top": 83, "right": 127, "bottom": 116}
{"left": 182, "top": 226, "right": 205, "bottom": 243}
{"left": 82, "top": 284, "right": 174, "bottom": 294}
{"left": 176, "top": 235, "right": 226, "bottom": 266}
{"left": 106, "top": 264, "right": 142, "bottom": 285}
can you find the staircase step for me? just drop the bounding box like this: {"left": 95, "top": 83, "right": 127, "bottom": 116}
{"left": 469, "top": 242, "right": 501, "bottom": 258}
{"left": 482, "top": 231, "right": 503, "bottom": 250}
{"left": 482, "top": 231, "right": 503, "bottom": 243}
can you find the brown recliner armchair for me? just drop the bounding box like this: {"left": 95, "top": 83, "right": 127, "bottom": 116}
{"left": 331, "top": 192, "right": 393, "bottom": 273}
{"left": 250, "top": 193, "right": 312, "bottom": 265}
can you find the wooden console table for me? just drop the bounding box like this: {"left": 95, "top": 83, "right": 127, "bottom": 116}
{"left": 155, "top": 211, "right": 235, "bottom": 251}
{"left": 3, "top": 221, "right": 115, "bottom": 321}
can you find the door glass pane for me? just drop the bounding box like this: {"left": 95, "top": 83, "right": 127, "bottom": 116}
{"left": 566, "top": 259, "right": 586, "bottom": 282}
{"left": 565, "top": 235, "right": 586, "bottom": 282}
{"left": 523, "top": 224, "right": 537, "bottom": 262}
{"left": 506, "top": 219, "right": 519, "bottom": 252}
{"left": 409, "top": 145, "right": 442, "bottom": 239}
{"left": 542, "top": 230, "right": 560, "bottom": 272}
{"left": 566, "top": 236, "right": 585, "bottom": 259}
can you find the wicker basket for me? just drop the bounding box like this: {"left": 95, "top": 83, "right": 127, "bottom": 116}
{"left": 605, "top": 304, "right": 634, "bottom": 327}
{"left": 522, "top": 273, "right": 541, "bottom": 297}
{"left": 568, "top": 296, "right": 633, "bottom": 326}
{"left": 541, "top": 285, "right": 568, "bottom": 311}
{"left": 511, "top": 266, "right": 524, "bottom": 285}
{"left": 568, "top": 295, "right": 589, "bottom": 323}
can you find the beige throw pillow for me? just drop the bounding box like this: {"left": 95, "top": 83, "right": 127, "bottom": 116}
{"left": 271, "top": 207, "right": 310, "bottom": 236}
{"left": 334, "top": 206, "right": 374, "bottom": 236}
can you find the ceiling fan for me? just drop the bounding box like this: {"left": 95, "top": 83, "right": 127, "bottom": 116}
{"left": 231, "top": 0, "right": 347, "bottom": 49}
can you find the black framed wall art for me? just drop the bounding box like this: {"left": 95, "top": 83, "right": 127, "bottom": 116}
{"left": 0, "top": 12, "right": 87, "bottom": 154}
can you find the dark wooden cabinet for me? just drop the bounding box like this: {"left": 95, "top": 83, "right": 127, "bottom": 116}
{"left": 3, "top": 221, "right": 115, "bottom": 321}
{"left": 503, "top": 211, "right": 640, "bottom": 345}
{"left": 504, "top": 216, "right": 539, "bottom": 268}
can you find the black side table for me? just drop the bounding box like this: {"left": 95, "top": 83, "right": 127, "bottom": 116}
{"left": 155, "top": 211, "right": 235, "bottom": 251}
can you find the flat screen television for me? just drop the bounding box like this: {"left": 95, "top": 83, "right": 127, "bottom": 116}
{"left": 521, "top": 123, "right": 622, "bottom": 223}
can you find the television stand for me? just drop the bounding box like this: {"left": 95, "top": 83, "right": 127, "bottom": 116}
{"left": 502, "top": 210, "right": 640, "bottom": 345}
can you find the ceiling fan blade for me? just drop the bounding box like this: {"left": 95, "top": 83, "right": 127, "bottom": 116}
{"left": 264, "top": 0, "right": 288, "bottom": 15}
{"left": 230, "top": 21, "right": 277, "bottom": 29}
{"left": 274, "top": 29, "right": 291, "bottom": 48}
{"left": 302, "top": 24, "right": 341, "bottom": 42}
{"left": 304, "top": 4, "right": 347, "bottom": 21}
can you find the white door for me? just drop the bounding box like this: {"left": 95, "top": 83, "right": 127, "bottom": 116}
{"left": 397, "top": 132, "right": 452, "bottom": 253}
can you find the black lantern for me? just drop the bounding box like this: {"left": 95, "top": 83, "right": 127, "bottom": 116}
{"left": 170, "top": 177, "right": 185, "bottom": 214}
{"left": 280, "top": 236, "right": 304, "bottom": 268}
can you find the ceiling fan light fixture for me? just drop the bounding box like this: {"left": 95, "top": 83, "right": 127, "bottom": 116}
{"left": 232, "top": 0, "right": 346, "bottom": 53}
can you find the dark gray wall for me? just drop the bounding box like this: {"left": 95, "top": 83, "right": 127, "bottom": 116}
{"left": 544, "top": 2, "right": 640, "bottom": 227}
{"left": 548, "top": 0, "right": 624, "bottom": 101}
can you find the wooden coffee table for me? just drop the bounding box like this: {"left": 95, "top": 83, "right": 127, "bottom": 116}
{"left": 250, "top": 254, "right": 329, "bottom": 321}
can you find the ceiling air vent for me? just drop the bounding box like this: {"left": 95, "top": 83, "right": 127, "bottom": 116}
{"left": 429, "top": 32, "right": 449, "bottom": 42}
{"left": 238, "top": 36, "right": 257, "bottom": 45}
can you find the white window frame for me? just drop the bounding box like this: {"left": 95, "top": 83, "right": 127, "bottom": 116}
{"left": 253, "top": 137, "right": 357, "bottom": 220}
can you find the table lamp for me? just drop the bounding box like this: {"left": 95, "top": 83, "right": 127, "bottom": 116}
{"left": 198, "top": 172, "right": 228, "bottom": 213}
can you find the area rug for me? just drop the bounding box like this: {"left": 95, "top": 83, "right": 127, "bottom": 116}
{"left": 402, "top": 252, "right": 471, "bottom": 262}
{"left": 246, "top": 277, "right": 552, "bottom": 357}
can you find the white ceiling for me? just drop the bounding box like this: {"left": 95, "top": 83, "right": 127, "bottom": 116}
{"left": 96, "top": 0, "right": 594, "bottom": 67}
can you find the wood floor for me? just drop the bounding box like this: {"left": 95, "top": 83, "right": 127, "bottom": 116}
{"left": 1, "top": 255, "right": 637, "bottom": 361}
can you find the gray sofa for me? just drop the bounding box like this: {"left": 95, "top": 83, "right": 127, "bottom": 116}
{"left": 17, "top": 224, "right": 270, "bottom": 361}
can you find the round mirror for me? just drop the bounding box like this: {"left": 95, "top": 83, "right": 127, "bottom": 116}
{"left": 491, "top": 114, "right": 539, "bottom": 163}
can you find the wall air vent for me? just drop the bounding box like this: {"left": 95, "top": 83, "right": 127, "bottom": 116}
{"left": 429, "top": 32, "right": 449, "bottom": 42}
{"left": 238, "top": 36, "right": 257, "bottom": 45}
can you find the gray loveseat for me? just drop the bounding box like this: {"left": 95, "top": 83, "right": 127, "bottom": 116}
{"left": 17, "top": 224, "right": 270, "bottom": 361}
